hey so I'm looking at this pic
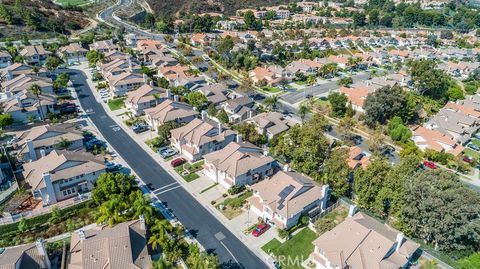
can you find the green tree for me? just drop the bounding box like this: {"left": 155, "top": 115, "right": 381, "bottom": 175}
{"left": 45, "top": 56, "right": 61, "bottom": 72}
{"left": 152, "top": 258, "right": 173, "bottom": 269}
{"left": 53, "top": 73, "right": 69, "bottom": 90}
{"left": 186, "top": 91, "right": 208, "bottom": 109}
{"left": 96, "top": 194, "right": 129, "bottom": 226}
{"left": 86, "top": 50, "right": 105, "bottom": 65}
{"left": 0, "top": 4, "right": 13, "bottom": 25}
{"left": 363, "top": 85, "right": 409, "bottom": 128}
{"left": 408, "top": 59, "right": 449, "bottom": 99}
{"left": 337, "top": 76, "right": 353, "bottom": 87}
{"left": 354, "top": 157, "right": 391, "bottom": 211}
{"left": 129, "top": 190, "right": 154, "bottom": 224}
{"left": 148, "top": 219, "right": 174, "bottom": 250}
{"left": 28, "top": 84, "right": 44, "bottom": 121}
{"left": 235, "top": 122, "right": 266, "bottom": 145}
{"left": 0, "top": 114, "right": 14, "bottom": 129}
{"left": 264, "top": 96, "right": 278, "bottom": 111}
{"left": 328, "top": 92, "right": 348, "bottom": 117}
{"left": 298, "top": 104, "right": 309, "bottom": 123}
{"left": 457, "top": 253, "right": 480, "bottom": 269}
{"left": 272, "top": 114, "right": 330, "bottom": 180}
{"left": 91, "top": 173, "right": 138, "bottom": 206}
{"left": 353, "top": 12, "right": 367, "bottom": 27}
{"left": 321, "top": 148, "right": 351, "bottom": 197}
{"left": 216, "top": 109, "right": 229, "bottom": 124}
{"left": 207, "top": 103, "right": 216, "bottom": 116}
{"left": 56, "top": 137, "right": 72, "bottom": 149}
{"left": 186, "top": 243, "right": 220, "bottom": 269}
{"left": 401, "top": 170, "right": 480, "bottom": 252}
{"left": 337, "top": 116, "right": 356, "bottom": 143}
{"left": 387, "top": 117, "right": 412, "bottom": 144}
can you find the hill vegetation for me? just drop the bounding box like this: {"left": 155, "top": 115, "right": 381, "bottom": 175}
{"left": 146, "top": 0, "right": 294, "bottom": 16}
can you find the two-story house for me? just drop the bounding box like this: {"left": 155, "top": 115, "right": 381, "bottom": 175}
{"left": 247, "top": 169, "right": 330, "bottom": 230}
{"left": 222, "top": 96, "right": 256, "bottom": 123}
{"left": 203, "top": 141, "right": 276, "bottom": 188}
{"left": 23, "top": 150, "right": 106, "bottom": 206}
{"left": 13, "top": 123, "right": 84, "bottom": 162}
{"left": 144, "top": 99, "right": 198, "bottom": 131}
{"left": 309, "top": 207, "right": 419, "bottom": 269}
{"left": 107, "top": 72, "right": 146, "bottom": 97}
{"left": 58, "top": 43, "right": 88, "bottom": 64}
{"left": 19, "top": 45, "right": 51, "bottom": 65}
{"left": 125, "top": 84, "right": 168, "bottom": 116}
{"left": 170, "top": 114, "right": 237, "bottom": 161}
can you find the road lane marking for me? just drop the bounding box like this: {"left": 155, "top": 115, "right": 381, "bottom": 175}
{"left": 220, "top": 241, "right": 239, "bottom": 264}
{"left": 153, "top": 185, "right": 181, "bottom": 195}
{"left": 153, "top": 182, "right": 179, "bottom": 192}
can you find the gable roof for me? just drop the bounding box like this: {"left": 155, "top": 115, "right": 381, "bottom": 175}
{"left": 22, "top": 150, "right": 105, "bottom": 191}
{"left": 69, "top": 220, "right": 151, "bottom": 269}
{"left": 144, "top": 100, "right": 197, "bottom": 124}
{"left": 203, "top": 141, "right": 274, "bottom": 178}
{"left": 0, "top": 243, "right": 49, "bottom": 269}
{"left": 312, "top": 212, "right": 419, "bottom": 269}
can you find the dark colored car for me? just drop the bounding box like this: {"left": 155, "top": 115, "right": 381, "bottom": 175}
{"left": 171, "top": 158, "right": 186, "bottom": 168}
{"left": 85, "top": 138, "right": 106, "bottom": 151}
{"left": 252, "top": 223, "right": 270, "bottom": 237}
{"left": 423, "top": 161, "right": 437, "bottom": 170}
{"left": 132, "top": 124, "right": 148, "bottom": 134}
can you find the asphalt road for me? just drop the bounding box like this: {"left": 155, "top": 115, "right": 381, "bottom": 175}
{"left": 68, "top": 69, "right": 268, "bottom": 269}
{"left": 281, "top": 72, "right": 371, "bottom": 105}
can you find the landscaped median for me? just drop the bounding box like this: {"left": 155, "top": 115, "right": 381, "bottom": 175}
{"left": 174, "top": 160, "right": 204, "bottom": 182}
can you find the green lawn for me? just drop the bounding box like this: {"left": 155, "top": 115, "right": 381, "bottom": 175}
{"left": 262, "top": 228, "right": 318, "bottom": 269}
{"left": 55, "top": 0, "right": 90, "bottom": 6}
{"left": 464, "top": 148, "right": 480, "bottom": 160}
{"left": 261, "top": 86, "right": 283, "bottom": 93}
{"left": 174, "top": 160, "right": 204, "bottom": 182}
{"left": 470, "top": 138, "right": 480, "bottom": 147}
{"left": 107, "top": 98, "right": 126, "bottom": 111}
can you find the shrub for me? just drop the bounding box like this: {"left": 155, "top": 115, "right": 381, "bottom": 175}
{"left": 314, "top": 218, "right": 336, "bottom": 235}
{"left": 228, "top": 185, "right": 245, "bottom": 195}
{"left": 277, "top": 228, "right": 290, "bottom": 239}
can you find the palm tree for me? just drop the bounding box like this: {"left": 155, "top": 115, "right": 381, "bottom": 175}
{"left": 148, "top": 219, "right": 173, "bottom": 250}
{"left": 56, "top": 137, "right": 72, "bottom": 149}
{"left": 298, "top": 104, "right": 309, "bottom": 123}
{"left": 129, "top": 190, "right": 153, "bottom": 224}
{"left": 151, "top": 258, "right": 172, "bottom": 269}
{"left": 264, "top": 95, "right": 278, "bottom": 111}
{"left": 95, "top": 195, "right": 128, "bottom": 227}
{"left": 28, "top": 84, "right": 44, "bottom": 121}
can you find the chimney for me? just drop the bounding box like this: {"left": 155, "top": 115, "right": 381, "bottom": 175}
{"left": 7, "top": 60, "right": 11, "bottom": 66}
{"left": 78, "top": 229, "right": 86, "bottom": 241}
{"left": 26, "top": 139, "right": 37, "bottom": 161}
{"left": 248, "top": 110, "right": 253, "bottom": 118}
{"left": 166, "top": 89, "right": 171, "bottom": 99}
{"left": 201, "top": 110, "right": 207, "bottom": 120}
{"left": 217, "top": 122, "right": 222, "bottom": 135}
{"left": 16, "top": 96, "right": 21, "bottom": 106}
{"left": 40, "top": 149, "right": 46, "bottom": 158}
{"left": 283, "top": 164, "right": 290, "bottom": 172}
{"left": 6, "top": 69, "right": 12, "bottom": 80}
{"left": 42, "top": 172, "right": 57, "bottom": 204}
{"left": 320, "top": 185, "right": 330, "bottom": 210}
{"left": 395, "top": 233, "right": 404, "bottom": 252}
{"left": 139, "top": 215, "right": 146, "bottom": 230}
{"left": 35, "top": 239, "right": 51, "bottom": 269}
{"left": 149, "top": 80, "right": 154, "bottom": 87}
{"left": 236, "top": 134, "right": 242, "bottom": 143}
{"left": 143, "top": 74, "right": 148, "bottom": 83}
{"left": 173, "top": 95, "right": 179, "bottom": 102}
{"left": 348, "top": 204, "right": 357, "bottom": 217}
{"left": 263, "top": 149, "right": 269, "bottom": 156}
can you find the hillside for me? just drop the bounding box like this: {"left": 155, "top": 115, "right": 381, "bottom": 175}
{"left": 146, "top": 0, "right": 296, "bottom": 16}
{"left": 0, "top": 0, "right": 90, "bottom": 40}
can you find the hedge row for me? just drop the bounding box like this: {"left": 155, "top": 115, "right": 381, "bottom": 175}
{"left": 0, "top": 202, "right": 89, "bottom": 236}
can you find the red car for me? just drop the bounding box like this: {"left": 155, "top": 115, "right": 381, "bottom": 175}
{"left": 171, "top": 158, "right": 186, "bottom": 168}
{"left": 252, "top": 223, "right": 270, "bottom": 237}
{"left": 463, "top": 156, "right": 474, "bottom": 163}
{"left": 423, "top": 161, "right": 437, "bottom": 170}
